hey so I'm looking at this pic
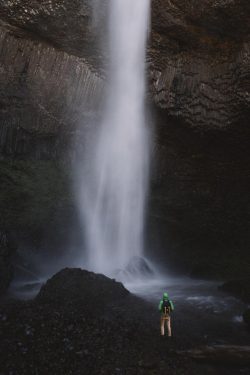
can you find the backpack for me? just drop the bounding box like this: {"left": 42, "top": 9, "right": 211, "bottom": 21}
{"left": 162, "top": 299, "right": 171, "bottom": 315}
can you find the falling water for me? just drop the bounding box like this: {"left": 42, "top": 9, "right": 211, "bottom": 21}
{"left": 79, "top": 0, "right": 151, "bottom": 276}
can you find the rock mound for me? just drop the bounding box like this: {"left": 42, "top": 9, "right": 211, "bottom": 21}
{"left": 37, "top": 268, "right": 129, "bottom": 309}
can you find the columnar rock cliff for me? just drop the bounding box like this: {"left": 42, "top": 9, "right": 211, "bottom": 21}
{"left": 150, "top": 0, "right": 250, "bottom": 128}
{"left": 148, "top": 0, "right": 250, "bottom": 277}
{"left": 0, "top": 0, "right": 249, "bottom": 290}
{"left": 0, "top": 22, "right": 102, "bottom": 159}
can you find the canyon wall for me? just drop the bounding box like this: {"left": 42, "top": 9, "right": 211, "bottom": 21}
{"left": 148, "top": 0, "right": 250, "bottom": 277}
{"left": 0, "top": 0, "right": 250, "bottom": 290}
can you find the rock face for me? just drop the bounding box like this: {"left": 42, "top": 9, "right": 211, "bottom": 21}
{"left": 0, "top": 0, "right": 249, "bottom": 279}
{"left": 0, "top": 2, "right": 103, "bottom": 274}
{"left": 0, "top": 0, "right": 101, "bottom": 63}
{"left": 148, "top": 1, "right": 250, "bottom": 277}
{"left": 0, "top": 21, "right": 102, "bottom": 159}
{"left": 2, "top": 0, "right": 249, "bottom": 131}
{"left": 37, "top": 268, "right": 129, "bottom": 307}
{"left": 150, "top": 0, "right": 250, "bottom": 129}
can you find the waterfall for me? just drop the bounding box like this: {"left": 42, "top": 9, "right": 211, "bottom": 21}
{"left": 78, "top": 0, "right": 151, "bottom": 276}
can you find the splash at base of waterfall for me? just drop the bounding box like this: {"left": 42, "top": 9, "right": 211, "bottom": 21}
{"left": 113, "top": 256, "right": 155, "bottom": 283}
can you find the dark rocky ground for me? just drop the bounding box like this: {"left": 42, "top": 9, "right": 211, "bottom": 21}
{"left": 0, "top": 268, "right": 250, "bottom": 375}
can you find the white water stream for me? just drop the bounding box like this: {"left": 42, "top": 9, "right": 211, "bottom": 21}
{"left": 78, "top": 0, "right": 151, "bottom": 275}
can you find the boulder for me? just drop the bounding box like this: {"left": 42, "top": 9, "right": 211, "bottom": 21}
{"left": 37, "top": 268, "right": 129, "bottom": 309}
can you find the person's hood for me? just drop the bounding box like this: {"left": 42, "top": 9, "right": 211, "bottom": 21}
{"left": 163, "top": 292, "right": 168, "bottom": 300}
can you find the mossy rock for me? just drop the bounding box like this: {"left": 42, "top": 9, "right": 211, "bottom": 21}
{"left": 0, "top": 159, "right": 73, "bottom": 243}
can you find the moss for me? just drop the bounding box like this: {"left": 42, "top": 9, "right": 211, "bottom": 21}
{"left": 0, "top": 159, "right": 73, "bottom": 238}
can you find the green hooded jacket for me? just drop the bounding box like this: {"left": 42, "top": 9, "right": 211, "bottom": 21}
{"left": 158, "top": 292, "right": 174, "bottom": 313}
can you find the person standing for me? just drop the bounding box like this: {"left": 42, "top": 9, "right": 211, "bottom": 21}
{"left": 158, "top": 292, "right": 174, "bottom": 337}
